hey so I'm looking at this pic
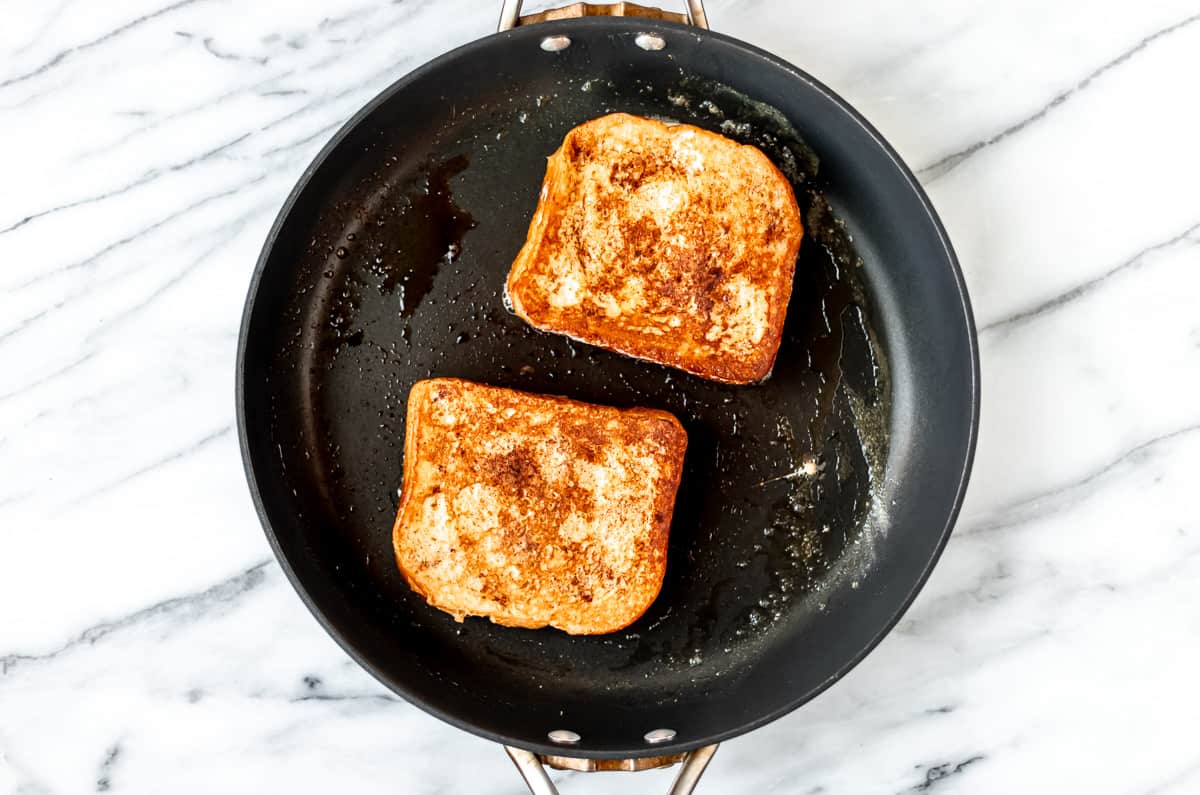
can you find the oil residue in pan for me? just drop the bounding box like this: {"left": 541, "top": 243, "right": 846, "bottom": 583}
{"left": 376, "top": 154, "right": 476, "bottom": 309}
{"left": 318, "top": 154, "right": 478, "bottom": 354}
{"left": 287, "top": 75, "right": 892, "bottom": 683}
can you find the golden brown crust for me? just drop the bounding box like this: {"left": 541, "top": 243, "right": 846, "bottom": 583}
{"left": 506, "top": 113, "right": 804, "bottom": 384}
{"left": 392, "top": 378, "right": 687, "bottom": 635}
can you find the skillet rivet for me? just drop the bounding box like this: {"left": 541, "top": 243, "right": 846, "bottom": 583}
{"left": 540, "top": 35, "right": 572, "bottom": 52}
{"left": 635, "top": 33, "right": 667, "bottom": 51}
{"left": 548, "top": 729, "right": 581, "bottom": 744}
{"left": 644, "top": 728, "right": 677, "bottom": 744}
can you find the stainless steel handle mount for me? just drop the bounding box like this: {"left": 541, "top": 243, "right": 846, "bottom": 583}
{"left": 498, "top": 0, "right": 709, "bottom": 32}
{"left": 506, "top": 744, "right": 719, "bottom": 795}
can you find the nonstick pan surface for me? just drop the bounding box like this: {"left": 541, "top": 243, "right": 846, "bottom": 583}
{"left": 237, "top": 17, "right": 979, "bottom": 758}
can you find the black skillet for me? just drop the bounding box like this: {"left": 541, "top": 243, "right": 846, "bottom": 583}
{"left": 236, "top": 1, "right": 979, "bottom": 791}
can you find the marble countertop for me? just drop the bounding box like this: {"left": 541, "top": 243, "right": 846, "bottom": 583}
{"left": 3, "top": 0, "right": 1199, "bottom": 792}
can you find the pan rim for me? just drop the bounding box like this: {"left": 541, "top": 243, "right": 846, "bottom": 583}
{"left": 235, "top": 15, "right": 980, "bottom": 759}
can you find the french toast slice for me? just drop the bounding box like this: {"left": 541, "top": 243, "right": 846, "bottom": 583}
{"left": 392, "top": 378, "right": 687, "bottom": 635}
{"left": 506, "top": 113, "right": 803, "bottom": 384}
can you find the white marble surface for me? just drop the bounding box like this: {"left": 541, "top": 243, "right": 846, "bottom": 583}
{"left": 2, "top": 0, "right": 1199, "bottom": 792}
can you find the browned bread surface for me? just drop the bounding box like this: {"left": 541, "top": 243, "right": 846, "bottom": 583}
{"left": 392, "top": 378, "right": 687, "bottom": 635}
{"left": 506, "top": 113, "right": 804, "bottom": 384}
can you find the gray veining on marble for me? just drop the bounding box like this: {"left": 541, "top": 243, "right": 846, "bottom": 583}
{"left": 2, "top": 1, "right": 1199, "bottom": 792}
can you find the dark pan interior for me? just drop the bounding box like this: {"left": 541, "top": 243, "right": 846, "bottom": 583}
{"left": 238, "top": 18, "right": 978, "bottom": 757}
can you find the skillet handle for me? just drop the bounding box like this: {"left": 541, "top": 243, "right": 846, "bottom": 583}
{"left": 498, "top": 0, "right": 709, "bottom": 31}
{"left": 505, "top": 744, "right": 719, "bottom": 795}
